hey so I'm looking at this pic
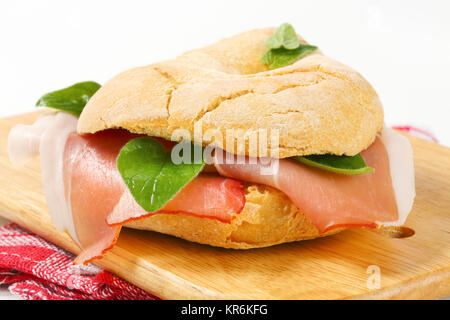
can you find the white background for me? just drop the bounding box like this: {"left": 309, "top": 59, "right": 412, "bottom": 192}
{"left": 1, "top": 0, "right": 450, "bottom": 146}
{"left": 0, "top": 0, "right": 449, "bottom": 299}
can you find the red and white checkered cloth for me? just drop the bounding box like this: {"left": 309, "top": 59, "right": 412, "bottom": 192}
{"left": 0, "top": 223, "right": 158, "bottom": 300}
{"left": 0, "top": 125, "right": 438, "bottom": 300}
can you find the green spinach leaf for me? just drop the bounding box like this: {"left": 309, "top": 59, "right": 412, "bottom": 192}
{"left": 117, "top": 138, "right": 205, "bottom": 212}
{"left": 36, "top": 81, "right": 101, "bottom": 117}
{"left": 262, "top": 45, "right": 318, "bottom": 69}
{"left": 295, "top": 153, "right": 373, "bottom": 175}
{"left": 262, "top": 23, "right": 318, "bottom": 69}
{"left": 265, "top": 23, "right": 300, "bottom": 50}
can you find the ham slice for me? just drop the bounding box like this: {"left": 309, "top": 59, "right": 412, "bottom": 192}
{"left": 213, "top": 129, "right": 415, "bottom": 233}
{"left": 63, "top": 130, "right": 135, "bottom": 264}
{"left": 9, "top": 112, "right": 81, "bottom": 243}
{"left": 64, "top": 130, "right": 245, "bottom": 264}
{"left": 377, "top": 127, "right": 415, "bottom": 226}
{"left": 8, "top": 116, "right": 246, "bottom": 264}
{"left": 107, "top": 175, "right": 246, "bottom": 225}
{"left": 8, "top": 113, "right": 414, "bottom": 265}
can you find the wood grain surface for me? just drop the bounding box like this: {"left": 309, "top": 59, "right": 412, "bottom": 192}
{"left": 0, "top": 112, "right": 449, "bottom": 299}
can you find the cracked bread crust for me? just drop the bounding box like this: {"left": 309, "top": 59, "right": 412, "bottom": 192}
{"left": 125, "top": 184, "right": 343, "bottom": 248}
{"left": 78, "top": 27, "right": 383, "bottom": 157}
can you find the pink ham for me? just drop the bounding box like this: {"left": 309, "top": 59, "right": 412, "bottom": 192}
{"left": 214, "top": 137, "right": 399, "bottom": 233}
{"left": 8, "top": 113, "right": 414, "bottom": 266}
{"left": 63, "top": 130, "right": 245, "bottom": 264}
{"left": 107, "top": 175, "right": 246, "bottom": 225}
{"left": 63, "top": 130, "right": 136, "bottom": 264}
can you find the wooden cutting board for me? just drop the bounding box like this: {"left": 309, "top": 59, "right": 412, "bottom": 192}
{"left": 0, "top": 112, "right": 449, "bottom": 300}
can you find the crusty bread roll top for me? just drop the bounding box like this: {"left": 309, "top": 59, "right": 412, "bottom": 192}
{"left": 78, "top": 28, "right": 383, "bottom": 158}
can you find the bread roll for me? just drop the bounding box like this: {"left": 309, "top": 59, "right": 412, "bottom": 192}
{"left": 77, "top": 27, "right": 383, "bottom": 245}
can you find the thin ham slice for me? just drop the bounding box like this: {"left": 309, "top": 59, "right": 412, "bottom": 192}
{"left": 63, "top": 130, "right": 136, "bottom": 264}
{"left": 8, "top": 117, "right": 245, "bottom": 265}
{"left": 213, "top": 132, "right": 414, "bottom": 233}
{"left": 107, "top": 175, "right": 246, "bottom": 225}
{"left": 8, "top": 113, "right": 414, "bottom": 265}
{"left": 63, "top": 130, "right": 245, "bottom": 264}
{"left": 9, "top": 112, "right": 81, "bottom": 243}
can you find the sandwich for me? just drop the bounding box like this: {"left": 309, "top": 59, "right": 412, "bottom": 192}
{"left": 7, "top": 24, "right": 416, "bottom": 265}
